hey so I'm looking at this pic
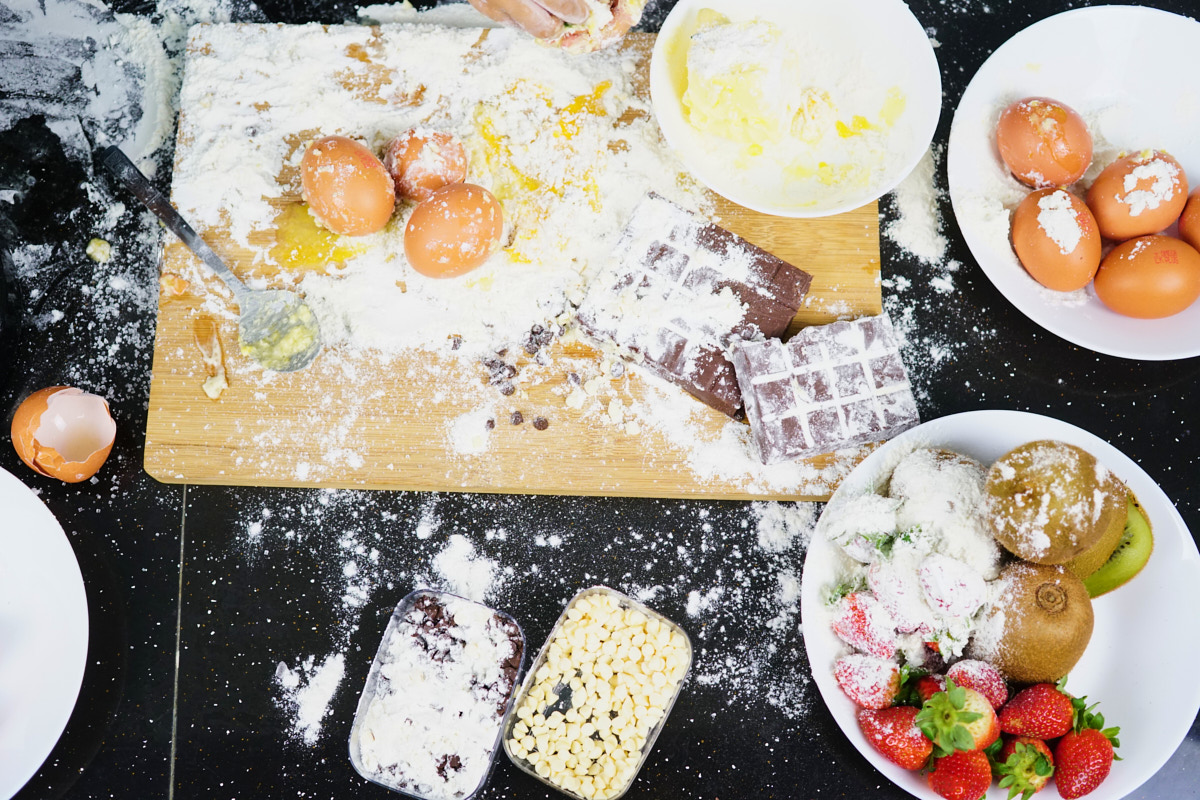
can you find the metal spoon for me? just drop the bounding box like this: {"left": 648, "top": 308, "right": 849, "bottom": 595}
{"left": 99, "top": 145, "right": 322, "bottom": 372}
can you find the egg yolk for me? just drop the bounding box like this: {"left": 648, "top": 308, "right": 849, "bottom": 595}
{"left": 383, "top": 129, "right": 469, "bottom": 202}
{"left": 404, "top": 184, "right": 504, "bottom": 279}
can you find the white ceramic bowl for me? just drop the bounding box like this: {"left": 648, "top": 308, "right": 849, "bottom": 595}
{"left": 947, "top": 6, "right": 1200, "bottom": 360}
{"left": 650, "top": 0, "right": 941, "bottom": 218}
{"left": 801, "top": 410, "right": 1200, "bottom": 799}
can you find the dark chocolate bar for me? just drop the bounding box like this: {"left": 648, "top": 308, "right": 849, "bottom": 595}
{"left": 576, "top": 194, "right": 812, "bottom": 418}
{"left": 730, "top": 314, "right": 919, "bottom": 464}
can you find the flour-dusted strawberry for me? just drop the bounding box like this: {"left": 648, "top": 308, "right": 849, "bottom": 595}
{"left": 869, "top": 555, "right": 935, "bottom": 635}
{"left": 1055, "top": 702, "right": 1121, "bottom": 799}
{"left": 834, "top": 653, "right": 900, "bottom": 709}
{"left": 947, "top": 659, "right": 1008, "bottom": 710}
{"left": 926, "top": 749, "right": 993, "bottom": 800}
{"left": 996, "top": 736, "right": 1055, "bottom": 799}
{"left": 918, "top": 553, "right": 988, "bottom": 619}
{"left": 858, "top": 705, "right": 932, "bottom": 770}
{"left": 916, "top": 678, "right": 1000, "bottom": 755}
{"left": 1000, "top": 682, "right": 1075, "bottom": 739}
{"left": 831, "top": 592, "right": 898, "bottom": 659}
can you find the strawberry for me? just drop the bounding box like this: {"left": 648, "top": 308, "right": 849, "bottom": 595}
{"left": 1054, "top": 702, "right": 1120, "bottom": 799}
{"left": 916, "top": 678, "right": 1000, "bottom": 756}
{"left": 831, "top": 592, "right": 898, "bottom": 659}
{"left": 996, "top": 737, "right": 1055, "bottom": 799}
{"left": 947, "top": 659, "right": 1008, "bottom": 710}
{"left": 999, "top": 681, "right": 1075, "bottom": 739}
{"left": 834, "top": 654, "right": 900, "bottom": 709}
{"left": 858, "top": 705, "right": 933, "bottom": 770}
{"left": 915, "top": 674, "right": 947, "bottom": 703}
{"left": 927, "top": 749, "right": 993, "bottom": 800}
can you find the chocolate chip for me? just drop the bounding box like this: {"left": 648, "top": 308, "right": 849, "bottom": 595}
{"left": 567, "top": 372, "right": 581, "bottom": 386}
{"left": 498, "top": 381, "right": 515, "bottom": 396}
{"left": 532, "top": 417, "right": 549, "bottom": 431}
{"left": 510, "top": 411, "right": 524, "bottom": 425}
{"left": 485, "top": 418, "right": 495, "bottom": 430}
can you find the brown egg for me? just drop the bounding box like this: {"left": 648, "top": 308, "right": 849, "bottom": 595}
{"left": 996, "top": 97, "right": 1092, "bottom": 188}
{"left": 404, "top": 184, "right": 504, "bottom": 279}
{"left": 1086, "top": 150, "right": 1188, "bottom": 241}
{"left": 1179, "top": 188, "right": 1200, "bottom": 252}
{"left": 1093, "top": 235, "right": 1200, "bottom": 319}
{"left": 300, "top": 135, "right": 396, "bottom": 236}
{"left": 1011, "top": 188, "right": 1102, "bottom": 291}
{"left": 11, "top": 386, "right": 117, "bottom": 483}
{"left": 383, "top": 129, "right": 469, "bottom": 202}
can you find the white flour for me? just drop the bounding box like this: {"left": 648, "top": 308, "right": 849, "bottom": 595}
{"left": 273, "top": 653, "right": 346, "bottom": 745}
{"left": 884, "top": 145, "right": 947, "bottom": 265}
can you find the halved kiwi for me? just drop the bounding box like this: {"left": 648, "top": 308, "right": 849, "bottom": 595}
{"left": 1084, "top": 497, "right": 1154, "bottom": 597}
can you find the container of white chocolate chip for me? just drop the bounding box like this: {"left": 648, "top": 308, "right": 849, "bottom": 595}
{"left": 348, "top": 589, "right": 526, "bottom": 800}
{"left": 502, "top": 586, "right": 693, "bottom": 800}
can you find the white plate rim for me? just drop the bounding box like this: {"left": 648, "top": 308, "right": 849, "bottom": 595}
{"left": 800, "top": 409, "right": 1200, "bottom": 800}
{"left": 0, "top": 467, "right": 89, "bottom": 799}
{"left": 946, "top": 5, "right": 1200, "bottom": 361}
{"left": 650, "top": 0, "right": 942, "bottom": 218}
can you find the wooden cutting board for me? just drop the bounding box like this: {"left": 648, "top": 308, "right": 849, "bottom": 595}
{"left": 143, "top": 25, "right": 882, "bottom": 500}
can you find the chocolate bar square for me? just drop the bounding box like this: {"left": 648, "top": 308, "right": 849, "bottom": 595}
{"left": 576, "top": 194, "right": 813, "bottom": 417}
{"left": 729, "top": 314, "right": 919, "bottom": 464}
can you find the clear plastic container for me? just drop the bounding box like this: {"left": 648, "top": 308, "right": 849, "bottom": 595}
{"left": 501, "top": 586, "right": 693, "bottom": 800}
{"left": 349, "top": 589, "right": 526, "bottom": 800}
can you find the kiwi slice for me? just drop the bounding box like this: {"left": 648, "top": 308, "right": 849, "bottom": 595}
{"left": 1084, "top": 498, "right": 1154, "bottom": 597}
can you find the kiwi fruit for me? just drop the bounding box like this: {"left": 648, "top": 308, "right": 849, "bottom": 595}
{"left": 1084, "top": 497, "right": 1154, "bottom": 597}
{"left": 979, "top": 562, "right": 1094, "bottom": 684}
{"left": 984, "top": 440, "right": 1126, "bottom": 565}
{"left": 1066, "top": 489, "right": 1132, "bottom": 579}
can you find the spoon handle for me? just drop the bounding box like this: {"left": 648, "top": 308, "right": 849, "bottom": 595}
{"left": 98, "top": 145, "right": 249, "bottom": 298}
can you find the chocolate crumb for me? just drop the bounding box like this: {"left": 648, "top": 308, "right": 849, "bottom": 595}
{"left": 532, "top": 417, "right": 549, "bottom": 431}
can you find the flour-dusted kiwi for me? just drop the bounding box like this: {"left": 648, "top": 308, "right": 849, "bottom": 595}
{"left": 1066, "top": 488, "right": 1133, "bottom": 579}
{"left": 1084, "top": 498, "right": 1154, "bottom": 597}
{"left": 984, "top": 440, "right": 1126, "bottom": 565}
{"left": 975, "top": 562, "right": 1094, "bottom": 685}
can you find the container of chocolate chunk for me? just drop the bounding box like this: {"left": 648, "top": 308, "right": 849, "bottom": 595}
{"left": 576, "top": 193, "right": 812, "bottom": 418}
{"left": 729, "top": 314, "right": 920, "bottom": 464}
{"left": 349, "top": 589, "right": 525, "bottom": 800}
{"left": 502, "top": 586, "right": 692, "bottom": 800}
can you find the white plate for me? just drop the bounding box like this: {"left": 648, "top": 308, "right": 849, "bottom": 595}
{"left": 0, "top": 467, "right": 89, "bottom": 799}
{"left": 947, "top": 6, "right": 1200, "bottom": 360}
{"left": 801, "top": 410, "right": 1200, "bottom": 800}
{"left": 650, "top": 0, "right": 940, "bottom": 218}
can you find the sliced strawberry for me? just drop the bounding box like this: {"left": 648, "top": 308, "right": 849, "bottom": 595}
{"left": 831, "top": 592, "right": 898, "bottom": 659}
{"left": 1054, "top": 701, "right": 1120, "bottom": 799}
{"left": 916, "top": 678, "right": 1000, "bottom": 756}
{"left": 858, "top": 705, "right": 933, "bottom": 770}
{"left": 1000, "top": 682, "right": 1075, "bottom": 739}
{"left": 947, "top": 659, "right": 1008, "bottom": 710}
{"left": 927, "top": 749, "right": 993, "bottom": 800}
{"left": 996, "top": 736, "right": 1055, "bottom": 799}
{"left": 834, "top": 654, "right": 900, "bottom": 709}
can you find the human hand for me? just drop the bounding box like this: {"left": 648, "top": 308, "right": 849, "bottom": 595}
{"left": 468, "top": 0, "right": 590, "bottom": 40}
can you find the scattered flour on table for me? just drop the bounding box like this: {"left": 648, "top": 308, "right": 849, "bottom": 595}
{"left": 273, "top": 653, "right": 346, "bottom": 746}
{"left": 241, "top": 491, "right": 827, "bottom": 744}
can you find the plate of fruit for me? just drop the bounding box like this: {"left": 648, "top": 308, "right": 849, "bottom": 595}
{"left": 946, "top": 6, "right": 1200, "bottom": 360}
{"left": 800, "top": 409, "right": 1200, "bottom": 799}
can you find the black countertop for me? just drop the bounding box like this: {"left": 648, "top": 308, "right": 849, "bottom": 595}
{"left": 1, "top": 0, "right": 1198, "bottom": 798}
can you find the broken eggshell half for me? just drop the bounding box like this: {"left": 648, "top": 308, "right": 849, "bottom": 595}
{"left": 11, "top": 386, "right": 117, "bottom": 483}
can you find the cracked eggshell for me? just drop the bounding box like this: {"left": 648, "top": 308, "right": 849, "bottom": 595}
{"left": 11, "top": 386, "right": 117, "bottom": 483}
